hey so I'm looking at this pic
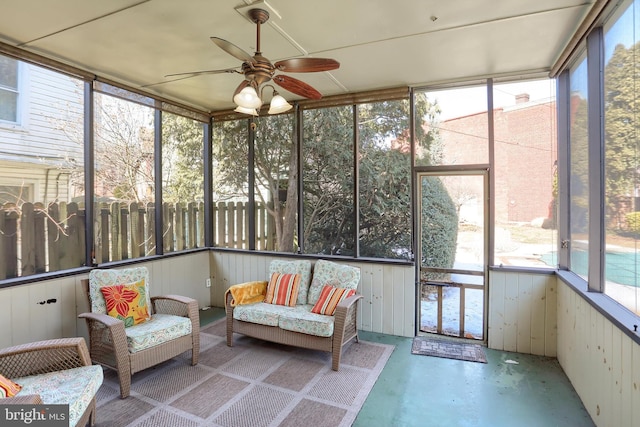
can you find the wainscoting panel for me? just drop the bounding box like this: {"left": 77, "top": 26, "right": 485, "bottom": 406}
{"left": 0, "top": 252, "right": 211, "bottom": 348}
{"left": 557, "top": 281, "right": 640, "bottom": 427}
{"left": 209, "top": 252, "right": 416, "bottom": 337}
{"left": 487, "top": 270, "right": 556, "bottom": 357}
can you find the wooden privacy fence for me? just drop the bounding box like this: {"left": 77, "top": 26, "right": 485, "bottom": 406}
{"left": 0, "top": 200, "right": 273, "bottom": 279}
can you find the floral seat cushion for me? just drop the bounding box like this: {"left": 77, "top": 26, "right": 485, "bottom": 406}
{"left": 124, "top": 313, "right": 192, "bottom": 353}
{"left": 278, "top": 305, "right": 335, "bottom": 337}
{"left": 13, "top": 365, "right": 103, "bottom": 427}
{"left": 232, "top": 302, "right": 285, "bottom": 327}
{"left": 233, "top": 303, "right": 335, "bottom": 337}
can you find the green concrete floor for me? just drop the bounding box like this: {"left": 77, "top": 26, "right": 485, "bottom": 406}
{"left": 200, "top": 308, "right": 594, "bottom": 427}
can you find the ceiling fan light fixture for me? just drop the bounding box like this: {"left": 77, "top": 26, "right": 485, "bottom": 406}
{"left": 233, "top": 105, "right": 259, "bottom": 116}
{"left": 233, "top": 86, "right": 262, "bottom": 109}
{"left": 268, "top": 93, "right": 293, "bottom": 114}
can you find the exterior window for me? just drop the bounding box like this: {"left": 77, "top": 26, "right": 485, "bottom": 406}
{"left": 415, "top": 85, "right": 488, "bottom": 166}
{"left": 569, "top": 56, "right": 590, "bottom": 280}
{"left": 0, "top": 55, "right": 18, "bottom": 123}
{"left": 493, "top": 79, "right": 558, "bottom": 267}
{"left": 603, "top": 0, "right": 640, "bottom": 314}
{"left": 162, "top": 112, "right": 206, "bottom": 252}
{"left": 0, "top": 184, "right": 32, "bottom": 205}
{"left": 302, "top": 106, "right": 356, "bottom": 256}
{"left": 211, "top": 118, "right": 250, "bottom": 249}
{"left": 358, "top": 100, "right": 412, "bottom": 259}
{"left": 254, "top": 114, "right": 297, "bottom": 252}
{"left": 0, "top": 55, "right": 85, "bottom": 278}
{"left": 302, "top": 106, "right": 355, "bottom": 256}
{"left": 93, "top": 93, "right": 154, "bottom": 262}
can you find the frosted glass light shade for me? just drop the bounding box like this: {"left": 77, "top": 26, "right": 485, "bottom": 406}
{"left": 233, "top": 86, "right": 262, "bottom": 109}
{"left": 268, "top": 94, "right": 293, "bottom": 114}
{"left": 234, "top": 105, "right": 259, "bottom": 116}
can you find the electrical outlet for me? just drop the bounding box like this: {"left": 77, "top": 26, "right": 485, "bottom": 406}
{"left": 205, "top": 278, "right": 211, "bottom": 288}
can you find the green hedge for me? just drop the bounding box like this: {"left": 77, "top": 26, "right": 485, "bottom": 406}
{"left": 421, "top": 176, "right": 458, "bottom": 271}
{"left": 626, "top": 211, "right": 640, "bottom": 234}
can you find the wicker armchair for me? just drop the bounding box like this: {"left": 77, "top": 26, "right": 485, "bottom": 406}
{"left": 78, "top": 267, "right": 200, "bottom": 398}
{"left": 0, "top": 338, "right": 102, "bottom": 427}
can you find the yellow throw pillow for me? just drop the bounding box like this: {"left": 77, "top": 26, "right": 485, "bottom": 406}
{"left": 0, "top": 373, "right": 21, "bottom": 398}
{"left": 100, "top": 279, "right": 150, "bottom": 327}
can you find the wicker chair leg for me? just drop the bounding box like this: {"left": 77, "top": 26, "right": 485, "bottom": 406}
{"left": 117, "top": 370, "right": 131, "bottom": 399}
{"left": 89, "top": 399, "right": 97, "bottom": 426}
{"left": 331, "top": 347, "right": 342, "bottom": 371}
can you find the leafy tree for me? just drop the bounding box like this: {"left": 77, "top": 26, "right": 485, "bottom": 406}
{"left": 358, "top": 100, "right": 413, "bottom": 258}
{"left": 212, "top": 114, "right": 297, "bottom": 252}
{"left": 302, "top": 106, "right": 355, "bottom": 255}
{"left": 162, "top": 113, "right": 205, "bottom": 203}
{"left": 604, "top": 42, "right": 640, "bottom": 230}
{"left": 211, "top": 94, "right": 459, "bottom": 262}
{"left": 420, "top": 175, "right": 458, "bottom": 270}
{"left": 93, "top": 95, "right": 155, "bottom": 203}
{"left": 569, "top": 92, "right": 589, "bottom": 234}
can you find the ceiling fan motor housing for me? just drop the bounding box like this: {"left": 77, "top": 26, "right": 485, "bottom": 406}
{"left": 242, "top": 54, "right": 275, "bottom": 86}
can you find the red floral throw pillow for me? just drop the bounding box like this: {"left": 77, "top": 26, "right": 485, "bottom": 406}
{"left": 100, "top": 279, "right": 150, "bottom": 327}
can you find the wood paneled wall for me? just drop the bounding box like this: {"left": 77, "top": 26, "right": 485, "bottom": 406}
{"left": 0, "top": 251, "right": 211, "bottom": 349}
{"left": 209, "top": 252, "right": 416, "bottom": 337}
{"left": 487, "top": 270, "right": 557, "bottom": 356}
{"left": 557, "top": 281, "right": 640, "bottom": 427}
{"left": 210, "top": 252, "right": 558, "bottom": 345}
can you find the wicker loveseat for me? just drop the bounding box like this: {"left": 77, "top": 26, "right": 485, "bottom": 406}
{"left": 0, "top": 338, "right": 103, "bottom": 427}
{"left": 225, "top": 259, "right": 362, "bottom": 371}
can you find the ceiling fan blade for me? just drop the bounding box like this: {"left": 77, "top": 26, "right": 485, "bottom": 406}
{"left": 273, "top": 75, "right": 322, "bottom": 100}
{"left": 274, "top": 58, "right": 340, "bottom": 73}
{"left": 210, "top": 37, "right": 254, "bottom": 63}
{"left": 164, "top": 67, "right": 239, "bottom": 78}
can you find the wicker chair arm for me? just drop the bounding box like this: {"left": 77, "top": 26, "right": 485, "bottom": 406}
{"left": 151, "top": 294, "right": 196, "bottom": 306}
{"left": 77, "top": 311, "right": 128, "bottom": 359}
{"left": 1, "top": 394, "right": 43, "bottom": 404}
{"left": 225, "top": 290, "right": 234, "bottom": 309}
{"left": 334, "top": 294, "right": 363, "bottom": 315}
{"left": 78, "top": 311, "right": 123, "bottom": 328}
{"left": 0, "top": 338, "right": 91, "bottom": 379}
{"left": 333, "top": 294, "right": 362, "bottom": 339}
{"left": 151, "top": 295, "right": 199, "bottom": 320}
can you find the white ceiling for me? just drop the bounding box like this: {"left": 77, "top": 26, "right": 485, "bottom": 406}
{"left": 0, "top": 0, "right": 594, "bottom": 112}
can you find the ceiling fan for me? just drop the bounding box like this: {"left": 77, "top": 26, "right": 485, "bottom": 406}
{"left": 165, "top": 8, "right": 340, "bottom": 114}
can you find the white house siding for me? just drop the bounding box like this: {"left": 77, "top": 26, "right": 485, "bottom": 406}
{"left": 0, "top": 63, "right": 83, "bottom": 204}
{"left": 0, "top": 251, "right": 210, "bottom": 349}
{"left": 557, "top": 281, "right": 640, "bottom": 427}
{"left": 0, "top": 161, "right": 74, "bottom": 203}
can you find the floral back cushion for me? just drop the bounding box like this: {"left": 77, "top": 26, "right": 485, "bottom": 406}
{"left": 88, "top": 267, "right": 152, "bottom": 316}
{"left": 308, "top": 260, "right": 360, "bottom": 306}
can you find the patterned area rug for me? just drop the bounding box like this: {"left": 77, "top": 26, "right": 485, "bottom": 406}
{"left": 94, "top": 319, "right": 394, "bottom": 427}
{"left": 411, "top": 337, "right": 487, "bottom": 363}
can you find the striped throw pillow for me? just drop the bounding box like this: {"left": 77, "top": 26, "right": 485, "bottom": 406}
{"left": 0, "top": 373, "right": 21, "bottom": 398}
{"left": 265, "top": 273, "right": 301, "bottom": 307}
{"left": 311, "top": 285, "right": 356, "bottom": 315}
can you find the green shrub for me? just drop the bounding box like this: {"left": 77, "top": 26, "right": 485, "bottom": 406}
{"left": 626, "top": 211, "right": 640, "bottom": 234}
{"left": 421, "top": 176, "right": 458, "bottom": 272}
